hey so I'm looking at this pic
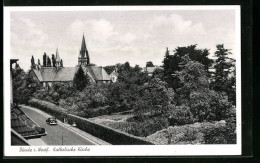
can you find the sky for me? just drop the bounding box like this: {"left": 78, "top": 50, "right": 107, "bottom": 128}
{"left": 9, "top": 8, "right": 238, "bottom": 71}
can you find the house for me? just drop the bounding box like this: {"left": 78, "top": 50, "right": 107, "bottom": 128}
{"left": 143, "top": 65, "right": 163, "bottom": 76}
{"left": 29, "top": 35, "right": 111, "bottom": 88}
{"left": 109, "top": 70, "right": 118, "bottom": 83}
{"left": 11, "top": 106, "right": 47, "bottom": 139}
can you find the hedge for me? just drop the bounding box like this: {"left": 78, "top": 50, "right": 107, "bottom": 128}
{"left": 28, "top": 98, "right": 67, "bottom": 121}
{"left": 28, "top": 98, "right": 154, "bottom": 145}
{"left": 67, "top": 114, "right": 154, "bottom": 145}
{"left": 146, "top": 120, "right": 236, "bottom": 144}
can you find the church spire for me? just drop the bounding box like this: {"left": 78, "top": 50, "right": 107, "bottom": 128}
{"left": 78, "top": 34, "right": 90, "bottom": 66}
{"left": 56, "top": 47, "right": 61, "bottom": 62}
{"left": 56, "top": 47, "right": 61, "bottom": 67}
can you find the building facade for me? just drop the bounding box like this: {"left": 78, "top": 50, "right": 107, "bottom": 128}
{"left": 29, "top": 35, "right": 111, "bottom": 88}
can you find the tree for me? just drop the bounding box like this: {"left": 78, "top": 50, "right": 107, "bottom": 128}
{"left": 92, "top": 93, "right": 107, "bottom": 107}
{"left": 146, "top": 61, "right": 154, "bottom": 67}
{"left": 12, "top": 67, "right": 40, "bottom": 104}
{"left": 162, "top": 45, "right": 213, "bottom": 90}
{"left": 52, "top": 54, "right": 56, "bottom": 67}
{"left": 176, "top": 60, "right": 232, "bottom": 122}
{"left": 134, "top": 78, "right": 175, "bottom": 118}
{"left": 43, "top": 53, "right": 47, "bottom": 67}
{"left": 73, "top": 66, "right": 90, "bottom": 91}
{"left": 60, "top": 59, "right": 63, "bottom": 67}
{"left": 211, "top": 45, "right": 235, "bottom": 93}
{"left": 47, "top": 56, "right": 51, "bottom": 67}
{"left": 31, "top": 55, "right": 36, "bottom": 69}
{"left": 152, "top": 68, "right": 164, "bottom": 79}
{"left": 104, "top": 65, "right": 116, "bottom": 74}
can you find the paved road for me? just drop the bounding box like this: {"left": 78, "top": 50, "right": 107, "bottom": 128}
{"left": 20, "top": 106, "right": 96, "bottom": 145}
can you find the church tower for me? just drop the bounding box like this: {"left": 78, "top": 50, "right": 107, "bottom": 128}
{"left": 78, "top": 34, "right": 90, "bottom": 66}
{"left": 56, "top": 47, "right": 61, "bottom": 67}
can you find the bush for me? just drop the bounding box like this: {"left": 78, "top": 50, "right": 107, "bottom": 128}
{"left": 146, "top": 121, "right": 236, "bottom": 144}
{"left": 28, "top": 98, "right": 67, "bottom": 121}
{"left": 66, "top": 114, "right": 153, "bottom": 145}
{"left": 202, "top": 119, "right": 236, "bottom": 144}
{"left": 167, "top": 105, "right": 195, "bottom": 125}
{"left": 125, "top": 116, "right": 169, "bottom": 137}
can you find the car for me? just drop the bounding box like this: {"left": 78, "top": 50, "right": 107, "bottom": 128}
{"left": 46, "top": 117, "right": 57, "bottom": 125}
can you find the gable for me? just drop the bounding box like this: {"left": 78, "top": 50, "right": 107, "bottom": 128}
{"left": 87, "top": 66, "right": 111, "bottom": 81}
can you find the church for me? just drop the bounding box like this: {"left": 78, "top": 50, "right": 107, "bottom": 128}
{"left": 29, "top": 35, "right": 112, "bottom": 88}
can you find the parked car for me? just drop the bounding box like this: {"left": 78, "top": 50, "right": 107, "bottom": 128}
{"left": 46, "top": 117, "right": 57, "bottom": 125}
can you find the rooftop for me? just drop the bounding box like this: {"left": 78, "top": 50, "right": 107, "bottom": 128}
{"left": 11, "top": 106, "right": 46, "bottom": 139}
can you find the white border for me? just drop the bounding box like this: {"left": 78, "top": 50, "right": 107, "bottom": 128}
{"left": 4, "top": 6, "right": 241, "bottom": 156}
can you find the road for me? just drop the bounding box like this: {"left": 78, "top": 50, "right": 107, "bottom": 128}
{"left": 20, "top": 106, "right": 96, "bottom": 145}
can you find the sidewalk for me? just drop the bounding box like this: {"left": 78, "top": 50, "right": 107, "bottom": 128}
{"left": 27, "top": 138, "right": 47, "bottom": 146}
{"left": 20, "top": 105, "right": 111, "bottom": 145}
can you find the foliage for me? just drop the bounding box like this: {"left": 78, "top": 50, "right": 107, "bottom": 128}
{"left": 28, "top": 98, "right": 67, "bottom": 121}
{"left": 12, "top": 67, "right": 39, "bottom": 104}
{"left": 116, "top": 62, "right": 150, "bottom": 85}
{"left": 104, "top": 65, "right": 116, "bottom": 74}
{"left": 43, "top": 53, "right": 47, "bottom": 67}
{"left": 146, "top": 120, "right": 236, "bottom": 144}
{"left": 31, "top": 56, "right": 36, "bottom": 69}
{"left": 47, "top": 56, "right": 51, "bottom": 67}
{"left": 152, "top": 67, "right": 164, "bottom": 79}
{"left": 51, "top": 54, "right": 56, "bottom": 67}
{"left": 73, "top": 66, "right": 90, "bottom": 91}
{"left": 167, "top": 105, "right": 195, "bottom": 125}
{"left": 146, "top": 61, "right": 154, "bottom": 67}
{"left": 211, "top": 44, "right": 236, "bottom": 105}
{"left": 67, "top": 114, "right": 153, "bottom": 144}
{"left": 176, "top": 60, "right": 233, "bottom": 122}
{"left": 162, "top": 45, "right": 213, "bottom": 90}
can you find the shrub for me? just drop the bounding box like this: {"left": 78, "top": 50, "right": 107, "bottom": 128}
{"left": 28, "top": 98, "right": 67, "bottom": 121}
{"left": 126, "top": 116, "right": 169, "bottom": 137}
{"left": 66, "top": 114, "right": 153, "bottom": 145}
{"left": 146, "top": 121, "right": 236, "bottom": 144}
{"left": 167, "top": 105, "right": 195, "bottom": 125}
{"left": 202, "top": 119, "right": 236, "bottom": 144}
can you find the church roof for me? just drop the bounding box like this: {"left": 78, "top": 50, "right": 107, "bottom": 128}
{"left": 31, "top": 66, "right": 111, "bottom": 82}
{"left": 90, "top": 66, "right": 111, "bottom": 81}
{"left": 31, "top": 67, "right": 77, "bottom": 82}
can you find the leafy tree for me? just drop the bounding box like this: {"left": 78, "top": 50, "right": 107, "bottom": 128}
{"left": 134, "top": 78, "right": 175, "bottom": 118}
{"left": 51, "top": 82, "right": 76, "bottom": 99}
{"left": 162, "top": 45, "right": 213, "bottom": 90}
{"left": 176, "top": 60, "right": 232, "bottom": 121}
{"left": 152, "top": 67, "right": 164, "bottom": 80}
{"left": 167, "top": 105, "right": 195, "bottom": 125}
{"left": 92, "top": 93, "right": 107, "bottom": 107}
{"left": 146, "top": 61, "right": 154, "bottom": 67}
{"left": 73, "top": 66, "right": 90, "bottom": 91}
{"left": 12, "top": 67, "right": 39, "bottom": 104}
{"left": 104, "top": 65, "right": 116, "bottom": 74}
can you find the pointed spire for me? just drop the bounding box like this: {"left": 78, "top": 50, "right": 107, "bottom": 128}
{"left": 79, "top": 34, "right": 90, "bottom": 66}
{"left": 56, "top": 47, "right": 61, "bottom": 62}
{"left": 80, "top": 34, "right": 87, "bottom": 57}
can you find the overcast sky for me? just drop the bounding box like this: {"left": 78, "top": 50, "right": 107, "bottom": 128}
{"left": 10, "top": 9, "right": 237, "bottom": 71}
